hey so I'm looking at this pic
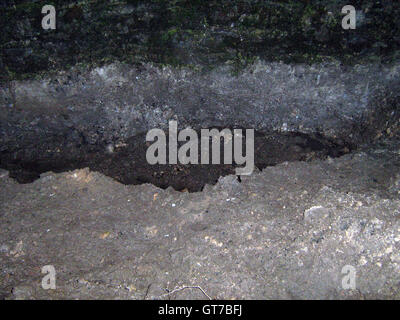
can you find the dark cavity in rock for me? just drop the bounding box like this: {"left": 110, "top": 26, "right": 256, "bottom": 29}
{"left": 0, "top": 130, "right": 351, "bottom": 192}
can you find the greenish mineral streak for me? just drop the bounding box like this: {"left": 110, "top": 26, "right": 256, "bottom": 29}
{"left": 0, "top": 0, "right": 399, "bottom": 82}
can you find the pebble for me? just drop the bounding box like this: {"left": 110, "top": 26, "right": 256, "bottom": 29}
{"left": 0, "top": 169, "right": 9, "bottom": 179}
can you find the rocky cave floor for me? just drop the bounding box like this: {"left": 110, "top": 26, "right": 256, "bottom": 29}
{"left": 0, "top": 135, "right": 399, "bottom": 300}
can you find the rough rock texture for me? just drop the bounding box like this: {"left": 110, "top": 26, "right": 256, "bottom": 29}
{"left": 1, "top": 0, "right": 400, "bottom": 82}
{"left": 0, "top": 137, "right": 399, "bottom": 299}
{"left": 1, "top": 61, "right": 399, "bottom": 157}
{"left": 0, "top": 0, "right": 399, "bottom": 301}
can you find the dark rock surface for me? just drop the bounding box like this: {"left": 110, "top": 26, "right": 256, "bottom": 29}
{"left": 1, "top": 61, "right": 399, "bottom": 148}
{"left": 1, "top": 0, "right": 399, "bottom": 82}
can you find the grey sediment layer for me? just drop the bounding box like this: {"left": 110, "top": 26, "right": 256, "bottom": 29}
{"left": 1, "top": 61, "right": 399, "bottom": 154}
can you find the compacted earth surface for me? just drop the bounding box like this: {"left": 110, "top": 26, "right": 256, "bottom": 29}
{"left": 0, "top": 130, "right": 399, "bottom": 299}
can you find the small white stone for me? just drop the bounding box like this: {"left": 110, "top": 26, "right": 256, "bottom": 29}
{"left": 106, "top": 144, "right": 114, "bottom": 154}
{"left": 0, "top": 169, "right": 9, "bottom": 179}
{"left": 359, "top": 256, "right": 367, "bottom": 266}
{"left": 303, "top": 206, "right": 330, "bottom": 223}
{"left": 385, "top": 246, "right": 393, "bottom": 254}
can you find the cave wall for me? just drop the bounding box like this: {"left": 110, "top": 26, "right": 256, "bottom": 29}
{"left": 0, "top": 1, "right": 399, "bottom": 164}
{"left": 1, "top": 0, "right": 399, "bottom": 82}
